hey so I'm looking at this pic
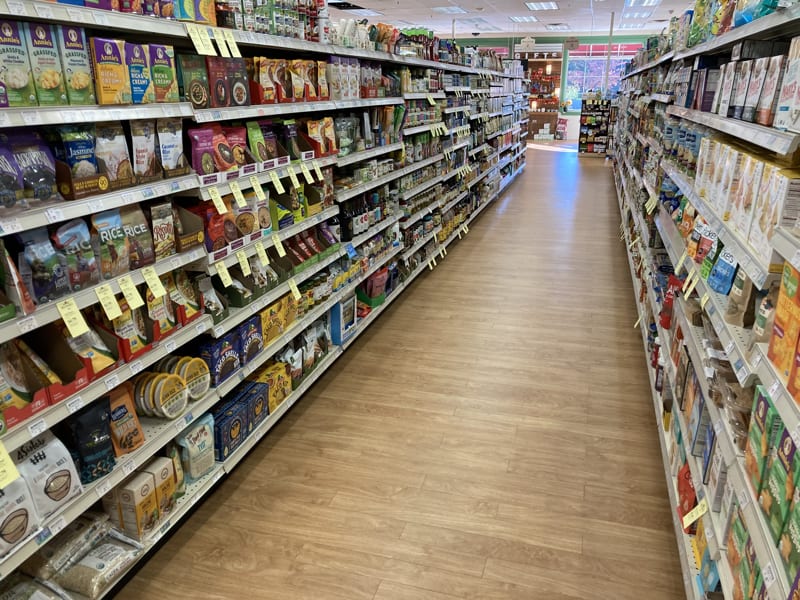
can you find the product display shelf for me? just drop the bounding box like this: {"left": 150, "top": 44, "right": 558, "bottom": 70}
{"left": 401, "top": 202, "right": 440, "bottom": 230}
{"left": 652, "top": 94, "right": 674, "bottom": 104}
{"left": 0, "top": 102, "right": 192, "bottom": 129}
{"left": 446, "top": 140, "right": 471, "bottom": 155}
{"left": 335, "top": 153, "right": 444, "bottom": 203}
{"left": 440, "top": 191, "right": 470, "bottom": 215}
{"left": 402, "top": 92, "right": 448, "bottom": 101}
{"left": 443, "top": 106, "right": 469, "bottom": 115}
{"left": 661, "top": 160, "right": 777, "bottom": 290}
{"left": 665, "top": 106, "right": 800, "bottom": 156}
{"left": 203, "top": 206, "right": 339, "bottom": 276}
{"left": 0, "top": 174, "right": 199, "bottom": 235}
{"left": 444, "top": 86, "right": 471, "bottom": 93}
{"left": 470, "top": 112, "right": 489, "bottom": 122}
{"left": 0, "top": 388, "right": 219, "bottom": 581}
{"left": 401, "top": 175, "right": 444, "bottom": 202}
{"left": 197, "top": 156, "right": 338, "bottom": 201}
{"left": 194, "top": 97, "right": 404, "bottom": 124}
{"left": 348, "top": 213, "right": 403, "bottom": 248}
{"left": 401, "top": 226, "right": 443, "bottom": 262}
{"left": 467, "top": 166, "right": 495, "bottom": 189}
{"left": 336, "top": 142, "right": 404, "bottom": 167}
{"left": 402, "top": 122, "right": 447, "bottom": 136}
{"left": 770, "top": 227, "right": 800, "bottom": 272}
{"left": 622, "top": 52, "right": 675, "bottom": 80}
{"left": 0, "top": 244, "right": 206, "bottom": 345}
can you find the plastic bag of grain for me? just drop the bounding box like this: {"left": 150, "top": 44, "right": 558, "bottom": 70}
{"left": 55, "top": 535, "right": 140, "bottom": 599}
{"left": 0, "top": 572, "right": 69, "bottom": 599}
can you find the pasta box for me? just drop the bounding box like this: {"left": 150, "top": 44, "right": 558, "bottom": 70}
{"left": 0, "top": 19, "right": 37, "bottom": 107}
{"left": 212, "top": 398, "right": 248, "bottom": 461}
{"left": 148, "top": 44, "right": 178, "bottom": 103}
{"left": 56, "top": 25, "right": 96, "bottom": 106}
{"left": 23, "top": 22, "right": 67, "bottom": 106}
{"left": 237, "top": 315, "right": 263, "bottom": 365}
{"left": 744, "top": 386, "right": 782, "bottom": 496}
{"left": 199, "top": 330, "right": 240, "bottom": 387}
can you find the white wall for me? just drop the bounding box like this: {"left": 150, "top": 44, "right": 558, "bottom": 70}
{"left": 561, "top": 113, "right": 581, "bottom": 141}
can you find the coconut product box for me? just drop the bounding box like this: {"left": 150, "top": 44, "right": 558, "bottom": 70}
{"left": 148, "top": 44, "right": 178, "bottom": 103}
{"left": 23, "top": 22, "right": 67, "bottom": 106}
{"left": 731, "top": 60, "right": 753, "bottom": 120}
{"left": 177, "top": 53, "right": 210, "bottom": 109}
{"left": 0, "top": 19, "right": 37, "bottom": 107}
{"left": 124, "top": 42, "right": 154, "bottom": 104}
{"left": 742, "top": 56, "right": 769, "bottom": 122}
{"left": 56, "top": 25, "right": 95, "bottom": 105}
{"left": 117, "top": 470, "right": 159, "bottom": 540}
{"left": 760, "top": 427, "right": 800, "bottom": 543}
{"left": 744, "top": 386, "right": 783, "bottom": 495}
{"left": 90, "top": 37, "right": 131, "bottom": 105}
{"left": 768, "top": 263, "right": 800, "bottom": 382}
{"left": 775, "top": 37, "right": 800, "bottom": 132}
{"left": 757, "top": 55, "right": 786, "bottom": 126}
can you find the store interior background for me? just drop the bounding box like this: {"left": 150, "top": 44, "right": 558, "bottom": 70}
{"left": 327, "top": 0, "right": 683, "bottom": 143}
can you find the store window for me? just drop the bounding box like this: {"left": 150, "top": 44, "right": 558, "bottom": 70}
{"left": 564, "top": 43, "right": 642, "bottom": 112}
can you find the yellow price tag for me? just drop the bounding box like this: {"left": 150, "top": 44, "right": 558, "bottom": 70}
{"left": 0, "top": 440, "right": 20, "bottom": 488}
{"left": 633, "top": 315, "right": 642, "bottom": 329}
{"left": 685, "top": 273, "right": 700, "bottom": 297}
{"left": 681, "top": 498, "right": 708, "bottom": 529}
{"left": 427, "top": 94, "right": 435, "bottom": 106}
{"left": 300, "top": 162, "right": 314, "bottom": 184}
{"left": 57, "top": 297, "right": 90, "bottom": 338}
{"left": 312, "top": 160, "right": 324, "bottom": 181}
{"left": 185, "top": 23, "right": 208, "bottom": 55}
{"left": 286, "top": 165, "right": 301, "bottom": 190}
{"left": 255, "top": 241, "right": 269, "bottom": 266}
{"left": 212, "top": 28, "right": 230, "bottom": 57}
{"left": 701, "top": 293, "right": 710, "bottom": 310}
{"left": 236, "top": 250, "right": 252, "bottom": 276}
{"left": 288, "top": 278, "right": 302, "bottom": 300}
{"left": 222, "top": 28, "right": 241, "bottom": 58}
{"left": 118, "top": 275, "right": 144, "bottom": 309}
{"left": 269, "top": 170, "right": 285, "bottom": 194}
{"left": 95, "top": 284, "right": 122, "bottom": 320}
{"left": 198, "top": 26, "right": 217, "bottom": 57}
{"left": 249, "top": 175, "right": 267, "bottom": 201}
{"left": 428, "top": 260, "right": 434, "bottom": 271}
{"left": 229, "top": 181, "right": 247, "bottom": 208}
{"left": 464, "top": 224, "right": 469, "bottom": 233}
{"left": 142, "top": 266, "right": 167, "bottom": 299}
{"left": 272, "top": 234, "right": 286, "bottom": 257}
{"left": 216, "top": 260, "right": 233, "bottom": 287}
{"left": 676, "top": 249, "right": 688, "bottom": 274}
{"left": 208, "top": 186, "right": 228, "bottom": 214}
{"left": 681, "top": 270, "right": 693, "bottom": 293}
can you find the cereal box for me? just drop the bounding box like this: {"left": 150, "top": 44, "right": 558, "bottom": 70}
{"left": 56, "top": 25, "right": 95, "bottom": 105}
{"left": 0, "top": 20, "right": 37, "bottom": 107}
{"left": 768, "top": 263, "right": 800, "bottom": 382}
{"left": 744, "top": 386, "right": 784, "bottom": 495}
{"left": 23, "top": 22, "right": 66, "bottom": 106}
{"left": 759, "top": 427, "right": 800, "bottom": 543}
{"left": 90, "top": 38, "right": 131, "bottom": 105}
{"left": 124, "top": 42, "right": 154, "bottom": 104}
{"left": 148, "top": 44, "right": 178, "bottom": 103}
{"left": 779, "top": 487, "right": 800, "bottom": 580}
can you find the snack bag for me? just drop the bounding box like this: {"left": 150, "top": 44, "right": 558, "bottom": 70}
{"left": 51, "top": 219, "right": 100, "bottom": 291}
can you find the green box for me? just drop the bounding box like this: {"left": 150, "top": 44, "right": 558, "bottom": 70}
{"left": 780, "top": 487, "right": 800, "bottom": 586}
{"left": 760, "top": 427, "right": 800, "bottom": 543}
{"left": 744, "top": 386, "right": 783, "bottom": 495}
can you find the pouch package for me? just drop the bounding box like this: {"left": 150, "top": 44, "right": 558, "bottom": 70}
{"left": 67, "top": 398, "right": 116, "bottom": 484}
{"left": 7, "top": 133, "right": 59, "bottom": 203}
{"left": 129, "top": 119, "right": 157, "bottom": 177}
{"left": 58, "top": 124, "right": 99, "bottom": 180}
{"left": 95, "top": 122, "right": 132, "bottom": 183}
{"left": 18, "top": 227, "right": 70, "bottom": 303}
{"left": 51, "top": 218, "right": 100, "bottom": 291}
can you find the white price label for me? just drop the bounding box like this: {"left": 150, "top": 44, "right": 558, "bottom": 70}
{"left": 171, "top": 257, "right": 182, "bottom": 271}
{"left": 6, "top": 1, "right": 27, "bottom": 15}
{"left": 792, "top": 249, "right": 800, "bottom": 271}
{"left": 752, "top": 352, "right": 762, "bottom": 368}
{"left": 122, "top": 459, "right": 136, "bottom": 476}
{"left": 769, "top": 380, "right": 781, "bottom": 398}
{"left": 0, "top": 218, "right": 21, "bottom": 234}
{"left": 27, "top": 418, "right": 46, "bottom": 437}
{"left": 104, "top": 374, "right": 120, "bottom": 391}
{"left": 213, "top": 325, "right": 225, "bottom": 337}
{"left": 762, "top": 563, "right": 777, "bottom": 588}
{"left": 129, "top": 360, "right": 144, "bottom": 375}
{"left": 196, "top": 322, "right": 207, "bottom": 335}
{"left": 175, "top": 418, "right": 187, "bottom": 432}
{"left": 791, "top": 429, "right": 800, "bottom": 448}
{"left": 95, "top": 479, "right": 112, "bottom": 497}
{"left": 164, "top": 340, "right": 177, "bottom": 353}
{"left": 45, "top": 207, "right": 64, "bottom": 224}
{"left": 725, "top": 340, "right": 735, "bottom": 355}
{"left": 66, "top": 396, "right": 84, "bottom": 414}
{"left": 739, "top": 488, "right": 751, "bottom": 508}
{"left": 714, "top": 420, "right": 723, "bottom": 435}
{"left": 21, "top": 111, "right": 40, "bottom": 125}
{"left": 67, "top": 8, "right": 91, "bottom": 22}
{"left": 93, "top": 11, "right": 110, "bottom": 25}
{"left": 35, "top": 4, "right": 54, "bottom": 18}
{"left": 18, "top": 316, "right": 38, "bottom": 334}
{"left": 121, "top": 193, "right": 134, "bottom": 205}
{"left": 87, "top": 200, "right": 105, "bottom": 213}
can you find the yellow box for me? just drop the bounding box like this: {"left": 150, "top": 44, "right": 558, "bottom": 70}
{"left": 117, "top": 471, "right": 159, "bottom": 540}
{"left": 90, "top": 38, "right": 131, "bottom": 105}
{"left": 260, "top": 297, "right": 285, "bottom": 344}
{"left": 139, "top": 457, "right": 176, "bottom": 521}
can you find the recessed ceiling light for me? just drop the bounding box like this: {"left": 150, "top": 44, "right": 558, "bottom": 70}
{"left": 432, "top": 5, "right": 469, "bottom": 13}
{"left": 623, "top": 9, "right": 653, "bottom": 18}
{"left": 618, "top": 22, "right": 646, "bottom": 28}
{"left": 545, "top": 23, "right": 569, "bottom": 30}
{"left": 525, "top": 1, "right": 558, "bottom": 9}
{"left": 626, "top": 0, "right": 661, "bottom": 5}
{"left": 510, "top": 15, "right": 539, "bottom": 21}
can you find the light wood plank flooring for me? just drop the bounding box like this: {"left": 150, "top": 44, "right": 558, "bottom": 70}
{"left": 116, "top": 147, "right": 684, "bottom": 599}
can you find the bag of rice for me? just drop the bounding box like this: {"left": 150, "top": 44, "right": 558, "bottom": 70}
{"left": 0, "top": 476, "right": 39, "bottom": 557}
{"left": 55, "top": 536, "right": 140, "bottom": 599}
{"left": 0, "top": 573, "right": 67, "bottom": 599}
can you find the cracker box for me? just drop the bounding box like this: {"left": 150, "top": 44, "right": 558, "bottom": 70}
{"left": 707, "top": 441, "right": 728, "bottom": 512}
{"left": 727, "top": 507, "right": 750, "bottom": 572}
{"left": 0, "top": 19, "right": 37, "bottom": 107}
{"left": 747, "top": 165, "right": 800, "bottom": 266}
{"left": 775, "top": 37, "right": 800, "bottom": 132}
{"left": 212, "top": 399, "right": 248, "bottom": 461}
{"left": 769, "top": 263, "right": 800, "bottom": 382}
{"left": 779, "top": 486, "right": 800, "bottom": 579}
{"left": 138, "top": 456, "right": 176, "bottom": 520}
{"left": 117, "top": 471, "right": 159, "bottom": 540}
{"left": 759, "top": 427, "right": 800, "bottom": 543}
{"left": 23, "top": 22, "right": 67, "bottom": 106}
{"left": 744, "top": 386, "right": 783, "bottom": 495}
{"left": 731, "top": 60, "right": 753, "bottom": 120}
{"left": 149, "top": 44, "right": 178, "bottom": 103}
{"left": 237, "top": 315, "right": 263, "bottom": 365}
{"left": 90, "top": 37, "right": 132, "bottom": 105}
{"left": 757, "top": 55, "right": 786, "bottom": 126}
{"left": 247, "top": 362, "right": 291, "bottom": 413}
{"left": 56, "top": 25, "right": 95, "bottom": 105}
{"left": 124, "top": 42, "right": 154, "bottom": 104}
{"left": 199, "top": 331, "right": 240, "bottom": 387}
{"left": 241, "top": 383, "right": 268, "bottom": 430}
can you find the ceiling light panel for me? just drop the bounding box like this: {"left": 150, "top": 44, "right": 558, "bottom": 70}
{"left": 510, "top": 15, "right": 539, "bottom": 21}
{"left": 622, "top": 9, "right": 653, "bottom": 18}
{"left": 347, "top": 8, "right": 383, "bottom": 16}
{"left": 618, "top": 22, "right": 646, "bottom": 28}
{"left": 626, "top": 0, "right": 661, "bottom": 6}
{"left": 525, "top": 2, "right": 559, "bottom": 9}
{"left": 432, "top": 5, "right": 469, "bottom": 13}
{"left": 545, "top": 23, "right": 570, "bottom": 30}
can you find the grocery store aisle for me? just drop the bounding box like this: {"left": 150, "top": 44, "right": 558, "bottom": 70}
{"left": 117, "top": 149, "right": 683, "bottom": 600}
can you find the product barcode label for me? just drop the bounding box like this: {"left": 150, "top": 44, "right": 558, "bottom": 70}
{"left": 762, "top": 563, "right": 777, "bottom": 588}
{"left": 769, "top": 381, "right": 781, "bottom": 398}
{"left": 18, "top": 316, "right": 38, "bottom": 334}
{"left": 213, "top": 325, "right": 225, "bottom": 337}
{"left": 739, "top": 488, "right": 751, "bottom": 508}
{"left": 45, "top": 207, "right": 64, "bottom": 224}
{"left": 104, "top": 374, "right": 120, "bottom": 391}
{"left": 129, "top": 360, "right": 144, "bottom": 375}
{"left": 196, "top": 322, "right": 207, "bottom": 335}
{"left": 714, "top": 420, "right": 723, "bottom": 435}
{"left": 95, "top": 479, "right": 112, "bottom": 498}
{"left": 122, "top": 459, "right": 136, "bottom": 476}
{"left": 48, "top": 516, "right": 66, "bottom": 537}
{"left": 27, "top": 419, "right": 46, "bottom": 437}
{"left": 66, "top": 396, "right": 84, "bottom": 414}
{"left": 165, "top": 340, "right": 177, "bottom": 353}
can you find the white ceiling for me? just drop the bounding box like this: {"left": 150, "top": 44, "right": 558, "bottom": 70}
{"left": 329, "top": 0, "right": 693, "bottom": 38}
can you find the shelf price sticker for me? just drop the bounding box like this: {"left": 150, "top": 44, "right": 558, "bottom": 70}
{"left": 186, "top": 23, "right": 215, "bottom": 56}
{"left": 198, "top": 26, "right": 217, "bottom": 57}
{"left": 236, "top": 250, "right": 252, "bottom": 277}
{"left": 427, "top": 95, "right": 436, "bottom": 106}
{"left": 676, "top": 249, "right": 688, "bottom": 274}
{"left": 216, "top": 260, "right": 234, "bottom": 287}
{"left": 288, "top": 278, "right": 302, "bottom": 301}
{"left": 700, "top": 293, "right": 710, "bottom": 311}
{"left": 272, "top": 234, "right": 286, "bottom": 257}
{"left": 118, "top": 275, "right": 145, "bottom": 309}
{"left": 0, "top": 441, "right": 20, "bottom": 489}
{"left": 142, "top": 266, "right": 167, "bottom": 299}
{"left": 312, "top": 160, "right": 324, "bottom": 181}
{"left": 762, "top": 563, "right": 777, "bottom": 588}
{"left": 269, "top": 170, "right": 285, "bottom": 194}
{"left": 229, "top": 181, "right": 247, "bottom": 208}
{"left": 300, "top": 162, "right": 314, "bottom": 184}
{"left": 57, "top": 297, "right": 90, "bottom": 338}
{"left": 685, "top": 271, "right": 700, "bottom": 297}
{"left": 249, "top": 176, "right": 267, "bottom": 201}
{"left": 208, "top": 186, "right": 228, "bottom": 214}
{"left": 286, "top": 165, "right": 301, "bottom": 189}
{"left": 222, "top": 28, "right": 242, "bottom": 58}
{"left": 95, "top": 284, "right": 122, "bottom": 320}
{"left": 681, "top": 497, "right": 708, "bottom": 529}
{"left": 211, "top": 28, "right": 231, "bottom": 57}
{"left": 254, "top": 241, "right": 270, "bottom": 266}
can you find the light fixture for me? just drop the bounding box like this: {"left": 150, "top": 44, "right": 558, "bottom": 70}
{"left": 622, "top": 9, "right": 653, "bottom": 18}
{"left": 509, "top": 15, "right": 539, "bottom": 21}
{"left": 347, "top": 8, "right": 383, "bottom": 16}
{"left": 525, "top": 2, "right": 559, "bottom": 9}
{"left": 545, "top": 63, "right": 552, "bottom": 74}
{"left": 545, "top": 23, "right": 569, "bottom": 30}
{"left": 618, "top": 22, "right": 646, "bottom": 28}
{"left": 626, "top": 0, "right": 661, "bottom": 6}
{"left": 432, "top": 5, "right": 469, "bottom": 13}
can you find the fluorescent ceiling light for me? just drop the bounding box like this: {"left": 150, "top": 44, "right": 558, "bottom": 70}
{"left": 432, "top": 5, "right": 469, "bottom": 13}
{"left": 626, "top": 0, "right": 661, "bottom": 5}
{"left": 618, "top": 22, "right": 646, "bottom": 28}
{"left": 525, "top": 1, "right": 558, "bottom": 9}
{"left": 623, "top": 9, "right": 653, "bottom": 18}
{"left": 348, "top": 8, "right": 382, "bottom": 16}
{"left": 545, "top": 23, "right": 569, "bottom": 30}
{"left": 510, "top": 15, "right": 539, "bottom": 21}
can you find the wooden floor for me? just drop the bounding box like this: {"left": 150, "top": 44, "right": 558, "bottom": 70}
{"left": 117, "top": 147, "right": 684, "bottom": 599}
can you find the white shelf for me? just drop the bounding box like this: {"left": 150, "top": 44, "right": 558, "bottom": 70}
{"left": 651, "top": 93, "right": 674, "bottom": 104}
{"left": 401, "top": 226, "right": 443, "bottom": 262}
{"left": 439, "top": 191, "right": 469, "bottom": 215}
{"left": 403, "top": 92, "right": 446, "bottom": 100}
{"left": 336, "top": 142, "right": 404, "bottom": 167}
{"left": 469, "top": 143, "right": 489, "bottom": 157}
{"left": 401, "top": 175, "right": 443, "bottom": 201}
{"left": 402, "top": 122, "right": 446, "bottom": 136}
{"left": 443, "top": 105, "right": 469, "bottom": 114}
{"left": 335, "top": 153, "right": 444, "bottom": 203}
{"left": 621, "top": 51, "right": 674, "bottom": 80}
{"left": 349, "top": 213, "right": 402, "bottom": 248}
{"left": 0, "top": 102, "right": 192, "bottom": 129}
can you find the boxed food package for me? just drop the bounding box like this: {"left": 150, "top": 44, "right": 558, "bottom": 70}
{"left": 744, "top": 386, "right": 783, "bottom": 495}
{"left": 247, "top": 362, "right": 291, "bottom": 413}
{"left": 240, "top": 383, "right": 268, "bottom": 431}
{"left": 149, "top": 44, "right": 178, "bottom": 103}
{"left": 90, "top": 38, "right": 132, "bottom": 105}
{"left": 729, "top": 153, "right": 764, "bottom": 240}
{"left": 237, "top": 315, "right": 263, "bottom": 364}
{"left": 124, "top": 42, "right": 154, "bottom": 104}
{"left": 731, "top": 60, "right": 753, "bottom": 120}
{"left": 138, "top": 456, "right": 176, "bottom": 521}
{"left": 177, "top": 53, "right": 210, "bottom": 109}
{"left": 226, "top": 57, "right": 250, "bottom": 107}
{"left": 206, "top": 56, "right": 230, "bottom": 108}
{"left": 117, "top": 470, "right": 159, "bottom": 540}
{"left": 775, "top": 37, "right": 800, "bottom": 132}
{"left": 780, "top": 487, "right": 800, "bottom": 579}
{"left": 0, "top": 19, "right": 37, "bottom": 107}
{"left": 768, "top": 263, "right": 800, "bottom": 382}
{"left": 23, "top": 22, "right": 67, "bottom": 106}
{"left": 199, "top": 331, "right": 240, "bottom": 386}
{"left": 759, "top": 427, "right": 800, "bottom": 543}
{"left": 748, "top": 166, "right": 800, "bottom": 267}
{"left": 212, "top": 399, "right": 248, "bottom": 461}
{"left": 757, "top": 55, "right": 786, "bottom": 126}
{"left": 175, "top": 413, "right": 215, "bottom": 482}
{"left": 742, "top": 56, "right": 769, "bottom": 122}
